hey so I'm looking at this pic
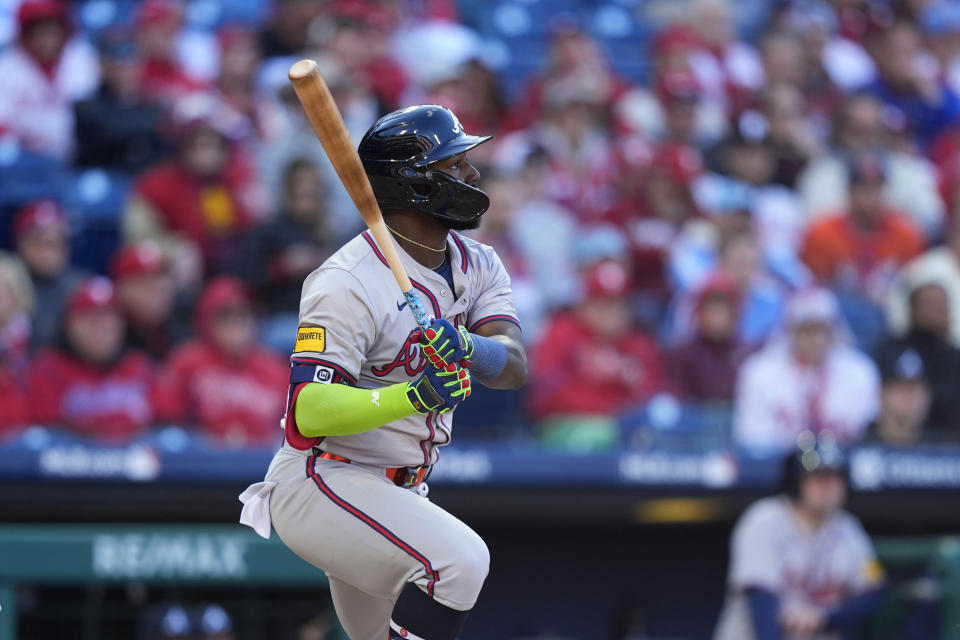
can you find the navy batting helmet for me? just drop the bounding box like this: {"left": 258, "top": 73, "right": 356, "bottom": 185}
{"left": 357, "top": 105, "right": 492, "bottom": 223}
{"left": 779, "top": 435, "right": 848, "bottom": 500}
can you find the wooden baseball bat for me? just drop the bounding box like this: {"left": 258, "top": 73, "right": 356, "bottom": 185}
{"left": 288, "top": 59, "right": 431, "bottom": 330}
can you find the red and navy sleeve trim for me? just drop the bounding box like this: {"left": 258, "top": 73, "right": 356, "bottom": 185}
{"left": 468, "top": 314, "right": 521, "bottom": 333}
{"left": 291, "top": 357, "right": 359, "bottom": 386}
{"left": 449, "top": 232, "right": 468, "bottom": 274}
{"left": 362, "top": 230, "right": 389, "bottom": 266}
{"left": 305, "top": 455, "right": 440, "bottom": 597}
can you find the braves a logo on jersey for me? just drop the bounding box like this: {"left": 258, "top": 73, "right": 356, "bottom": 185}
{"left": 372, "top": 332, "right": 427, "bottom": 378}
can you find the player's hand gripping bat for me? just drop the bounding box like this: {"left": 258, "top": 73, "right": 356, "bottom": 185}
{"left": 288, "top": 59, "right": 431, "bottom": 331}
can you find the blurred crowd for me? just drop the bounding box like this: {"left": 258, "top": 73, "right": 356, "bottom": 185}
{"left": 2, "top": 0, "right": 960, "bottom": 453}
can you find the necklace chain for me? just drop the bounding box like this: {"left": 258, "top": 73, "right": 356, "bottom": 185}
{"left": 385, "top": 224, "right": 447, "bottom": 253}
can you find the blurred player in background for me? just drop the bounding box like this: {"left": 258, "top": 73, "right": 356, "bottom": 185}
{"left": 714, "top": 436, "right": 885, "bottom": 640}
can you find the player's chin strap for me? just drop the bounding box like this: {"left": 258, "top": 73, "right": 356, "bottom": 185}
{"left": 389, "top": 583, "right": 469, "bottom": 640}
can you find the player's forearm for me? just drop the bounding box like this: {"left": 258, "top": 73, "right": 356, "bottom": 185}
{"left": 294, "top": 382, "right": 416, "bottom": 437}
{"left": 745, "top": 588, "right": 782, "bottom": 640}
{"left": 480, "top": 335, "right": 527, "bottom": 389}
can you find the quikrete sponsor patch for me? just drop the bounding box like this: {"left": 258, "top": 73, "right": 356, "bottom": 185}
{"left": 295, "top": 326, "right": 326, "bottom": 353}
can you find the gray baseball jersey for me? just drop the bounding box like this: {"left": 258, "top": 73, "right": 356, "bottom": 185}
{"left": 282, "top": 229, "right": 519, "bottom": 466}
{"left": 713, "top": 496, "right": 883, "bottom": 640}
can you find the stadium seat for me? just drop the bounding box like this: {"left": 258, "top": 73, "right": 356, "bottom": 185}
{"left": 620, "top": 395, "right": 733, "bottom": 452}
{"left": 64, "top": 168, "right": 133, "bottom": 274}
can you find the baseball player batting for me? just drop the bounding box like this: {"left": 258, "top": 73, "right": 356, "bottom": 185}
{"left": 240, "top": 103, "right": 526, "bottom": 640}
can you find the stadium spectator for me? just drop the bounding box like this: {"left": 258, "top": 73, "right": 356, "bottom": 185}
{"left": 134, "top": 0, "right": 204, "bottom": 104}
{"left": 0, "top": 0, "right": 98, "bottom": 160}
{"left": 797, "top": 93, "right": 944, "bottom": 235}
{"left": 670, "top": 274, "right": 751, "bottom": 404}
{"left": 154, "top": 277, "right": 287, "bottom": 447}
{"left": 124, "top": 107, "right": 253, "bottom": 287}
{"left": 0, "top": 254, "right": 32, "bottom": 435}
{"left": 714, "top": 441, "right": 885, "bottom": 639}
{"left": 529, "top": 260, "right": 667, "bottom": 451}
{"left": 868, "top": 21, "right": 960, "bottom": 147}
{"left": 259, "top": 0, "right": 326, "bottom": 58}
{"left": 734, "top": 288, "right": 880, "bottom": 452}
{"left": 869, "top": 346, "right": 932, "bottom": 446}
{"left": 512, "top": 25, "right": 628, "bottom": 131}
{"left": 239, "top": 158, "right": 333, "bottom": 352}
{"left": 26, "top": 278, "right": 155, "bottom": 441}
{"left": 73, "top": 31, "right": 166, "bottom": 173}
{"left": 885, "top": 221, "right": 960, "bottom": 347}
{"left": 110, "top": 240, "right": 185, "bottom": 361}
{"left": 685, "top": 0, "right": 764, "bottom": 113}
{"left": 759, "top": 82, "right": 820, "bottom": 188}
{"left": 800, "top": 152, "right": 924, "bottom": 298}
{"left": 12, "top": 200, "right": 88, "bottom": 351}
{"left": 874, "top": 282, "right": 960, "bottom": 433}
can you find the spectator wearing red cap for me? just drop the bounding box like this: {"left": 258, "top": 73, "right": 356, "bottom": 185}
{"left": 670, "top": 274, "right": 752, "bottom": 404}
{"left": 73, "top": 31, "right": 167, "bottom": 173}
{"left": 734, "top": 287, "right": 880, "bottom": 452}
{"left": 0, "top": 254, "right": 33, "bottom": 436}
{"left": 626, "top": 143, "right": 704, "bottom": 301}
{"left": 801, "top": 152, "right": 924, "bottom": 298}
{"left": 153, "top": 277, "right": 287, "bottom": 446}
{"left": 124, "top": 108, "right": 253, "bottom": 287}
{"left": 12, "top": 200, "right": 88, "bottom": 351}
{"left": 0, "top": 0, "right": 98, "bottom": 159}
{"left": 111, "top": 241, "right": 187, "bottom": 360}
{"left": 26, "top": 278, "right": 156, "bottom": 441}
{"left": 529, "top": 260, "right": 668, "bottom": 451}
{"left": 135, "top": 0, "right": 204, "bottom": 104}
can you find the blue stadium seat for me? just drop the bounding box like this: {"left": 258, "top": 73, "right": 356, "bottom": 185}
{"left": 450, "top": 384, "right": 532, "bottom": 441}
{"left": 64, "top": 168, "right": 132, "bottom": 274}
{"left": 0, "top": 146, "right": 70, "bottom": 250}
{"left": 620, "top": 395, "right": 733, "bottom": 451}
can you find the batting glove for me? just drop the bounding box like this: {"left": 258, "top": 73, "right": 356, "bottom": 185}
{"left": 418, "top": 318, "right": 474, "bottom": 369}
{"left": 405, "top": 362, "right": 472, "bottom": 414}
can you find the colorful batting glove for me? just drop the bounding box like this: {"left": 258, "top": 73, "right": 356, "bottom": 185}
{"left": 419, "top": 318, "right": 475, "bottom": 369}
{"left": 405, "top": 362, "right": 472, "bottom": 414}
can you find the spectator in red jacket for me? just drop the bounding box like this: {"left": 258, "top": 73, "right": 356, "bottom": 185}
{"left": 124, "top": 110, "right": 252, "bottom": 287}
{"left": 801, "top": 152, "right": 924, "bottom": 299}
{"left": 154, "top": 277, "right": 288, "bottom": 447}
{"left": 530, "top": 260, "right": 667, "bottom": 450}
{"left": 27, "top": 278, "right": 155, "bottom": 441}
{"left": 0, "top": 254, "right": 33, "bottom": 436}
{"left": 110, "top": 240, "right": 185, "bottom": 360}
{"left": 670, "top": 274, "right": 752, "bottom": 404}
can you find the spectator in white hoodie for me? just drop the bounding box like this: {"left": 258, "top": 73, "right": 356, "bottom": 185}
{"left": 734, "top": 287, "right": 880, "bottom": 452}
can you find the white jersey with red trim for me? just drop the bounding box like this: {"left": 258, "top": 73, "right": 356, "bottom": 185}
{"left": 284, "top": 230, "right": 519, "bottom": 468}
{"left": 713, "top": 496, "right": 883, "bottom": 640}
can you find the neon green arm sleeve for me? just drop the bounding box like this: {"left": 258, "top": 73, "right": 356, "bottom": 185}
{"left": 293, "top": 382, "right": 418, "bottom": 437}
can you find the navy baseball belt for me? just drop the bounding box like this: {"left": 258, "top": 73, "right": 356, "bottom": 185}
{"left": 316, "top": 450, "right": 432, "bottom": 488}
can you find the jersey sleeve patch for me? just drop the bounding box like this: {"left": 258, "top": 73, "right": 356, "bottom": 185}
{"left": 295, "top": 326, "right": 326, "bottom": 353}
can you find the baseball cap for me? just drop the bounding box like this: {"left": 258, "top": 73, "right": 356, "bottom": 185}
{"left": 110, "top": 241, "right": 166, "bottom": 281}
{"left": 878, "top": 347, "right": 927, "bottom": 384}
{"left": 12, "top": 199, "right": 67, "bottom": 244}
{"left": 785, "top": 287, "right": 840, "bottom": 327}
{"left": 67, "top": 277, "right": 118, "bottom": 314}
{"left": 696, "top": 273, "right": 741, "bottom": 310}
{"left": 135, "top": 0, "right": 182, "bottom": 29}
{"left": 584, "top": 260, "right": 631, "bottom": 298}
{"left": 17, "top": 0, "right": 68, "bottom": 32}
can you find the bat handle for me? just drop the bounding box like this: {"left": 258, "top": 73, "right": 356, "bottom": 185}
{"left": 404, "top": 289, "right": 432, "bottom": 331}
